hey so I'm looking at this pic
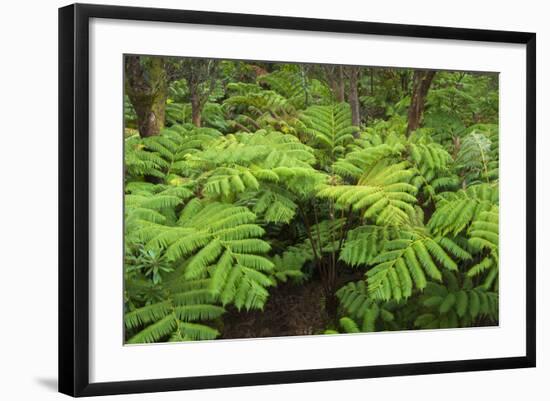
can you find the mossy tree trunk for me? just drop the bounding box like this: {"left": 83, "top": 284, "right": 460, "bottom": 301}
{"left": 125, "top": 56, "right": 168, "bottom": 137}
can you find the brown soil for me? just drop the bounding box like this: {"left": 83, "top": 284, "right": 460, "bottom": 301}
{"left": 221, "top": 280, "right": 329, "bottom": 339}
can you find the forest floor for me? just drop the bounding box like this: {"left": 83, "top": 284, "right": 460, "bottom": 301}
{"left": 220, "top": 270, "right": 363, "bottom": 339}
{"left": 221, "top": 280, "right": 327, "bottom": 339}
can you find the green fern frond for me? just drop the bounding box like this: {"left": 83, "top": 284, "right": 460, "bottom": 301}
{"left": 428, "top": 183, "right": 498, "bottom": 236}
{"left": 366, "top": 230, "right": 469, "bottom": 301}
{"left": 124, "top": 301, "right": 172, "bottom": 330}
{"left": 318, "top": 162, "right": 417, "bottom": 226}
{"left": 466, "top": 205, "right": 499, "bottom": 290}
{"left": 174, "top": 304, "right": 225, "bottom": 322}
{"left": 178, "top": 322, "right": 220, "bottom": 341}
{"left": 258, "top": 70, "right": 310, "bottom": 109}
{"left": 339, "top": 317, "right": 360, "bottom": 333}
{"left": 250, "top": 187, "right": 298, "bottom": 224}
{"left": 224, "top": 90, "right": 291, "bottom": 115}
{"left": 125, "top": 275, "right": 224, "bottom": 344}
{"left": 333, "top": 143, "right": 404, "bottom": 180}
{"left": 271, "top": 248, "right": 309, "bottom": 283}
{"left": 127, "top": 314, "right": 178, "bottom": 344}
{"left": 300, "top": 103, "right": 357, "bottom": 157}
{"left": 340, "top": 225, "right": 399, "bottom": 267}
{"left": 132, "top": 201, "right": 273, "bottom": 311}
{"left": 455, "top": 130, "right": 493, "bottom": 183}
{"left": 415, "top": 280, "right": 498, "bottom": 329}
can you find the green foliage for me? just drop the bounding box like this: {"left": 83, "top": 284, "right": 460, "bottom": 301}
{"left": 365, "top": 228, "right": 471, "bottom": 301}
{"left": 131, "top": 200, "right": 274, "bottom": 311}
{"left": 467, "top": 205, "right": 499, "bottom": 290}
{"left": 166, "top": 102, "right": 231, "bottom": 132}
{"left": 125, "top": 277, "right": 224, "bottom": 343}
{"left": 270, "top": 248, "right": 309, "bottom": 283}
{"left": 124, "top": 58, "right": 500, "bottom": 343}
{"left": 414, "top": 277, "right": 498, "bottom": 329}
{"left": 300, "top": 103, "right": 357, "bottom": 160}
{"left": 339, "top": 225, "right": 399, "bottom": 268}
{"left": 318, "top": 161, "right": 418, "bottom": 226}
{"left": 335, "top": 281, "right": 396, "bottom": 332}
{"left": 428, "top": 183, "right": 498, "bottom": 236}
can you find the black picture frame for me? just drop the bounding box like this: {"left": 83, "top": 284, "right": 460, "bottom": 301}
{"left": 59, "top": 3, "right": 536, "bottom": 397}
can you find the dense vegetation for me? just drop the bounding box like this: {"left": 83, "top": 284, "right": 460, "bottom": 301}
{"left": 124, "top": 56, "right": 499, "bottom": 343}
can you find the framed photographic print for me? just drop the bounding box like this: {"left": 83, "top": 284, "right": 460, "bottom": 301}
{"left": 58, "top": 3, "right": 536, "bottom": 397}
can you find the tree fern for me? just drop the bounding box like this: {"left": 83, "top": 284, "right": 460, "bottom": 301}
{"left": 300, "top": 103, "right": 357, "bottom": 159}
{"left": 270, "top": 248, "right": 309, "bottom": 283}
{"left": 339, "top": 225, "right": 399, "bottom": 267}
{"left": 428, "top": 183, "right": 498, "bottom": 236}
{"left": 125, "top": 136, "right": 169, "bottom": 179}
{"left": 240, "top": 185, "right": 298, "bottom": 224}
{"left": 335, "top": 281, "right": 395, "bottom": 332}
{"left": 125, "top": 124, "right": 223, "bottom": 182}
{"left": 125, "top": 184, "right": 195, "bottom": 233}
{"left": 407, "top": 136, "right": 458, "bottom": 201}
{"left": 366, "top": 228, "right": 471, "bottom": 301}
{"left": 258, "top": 70, "right": 310, "bottom": 109}
{"left": 455, "top": 130, "right": 495, "bottom": 184}
{"left": 181, "top": 130, "right": 324, "bottom": 218}
{"left": 318, "top": 161, "right": 418, "bottom": 226}
{"left": 133, "top": 200, "right": 274, "bottom": 310}
{"left": 224, "top": 90, "right": 294, "bottom": 124}
{"left": 415, "top": 278, "right": 498, "bottom": 329}
{"left": 125, "top": 274, "right": 224, "bottom": 343}
{"left": 467, "top": 205, "right": 499, "bottom": 290}
{"left": 332, "top": 143, "right": 404, "bottom": 180}
{"left": 124, "top": 60, "right": 500, "bottom": 342}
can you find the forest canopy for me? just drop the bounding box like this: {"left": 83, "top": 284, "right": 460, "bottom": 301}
{"left": 123, "top": 55, "right": 499, "bottom": 343}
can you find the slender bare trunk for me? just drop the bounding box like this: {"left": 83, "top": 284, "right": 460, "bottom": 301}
{"left": 191, "top": 89, "right": 202, "bottom": 127}
{"left": 406, "top": 70, "right": 436, "bottom": 136}
{"left": 348, "top": 66, "right": 361, "bottom": 133}
{"left": 337, "top": 66, "right": 345, "bottom": 103}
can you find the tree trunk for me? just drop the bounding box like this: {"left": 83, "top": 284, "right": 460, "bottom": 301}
{"left": 324, "top": 66, "right": 346, "bottom": 103}
{"left": 125, "top": 56, "right": 167, "bottom": 137}
{"left": 370, "top": 68, "right": 374, "bottom": 95}
{"left": 406, "top": 70, "right": 436, "bottom": 136}
{"left": 191, "top": 89, "right": 202, "bottom": 127}
{"left": 337, "top": 65, "right": 345, "bottom": 103}
{"left": 348, "top": 66, "right": 361, "bottom": 133}
{"left": 132, "top": 93, "right": 166, "bottom": 137}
